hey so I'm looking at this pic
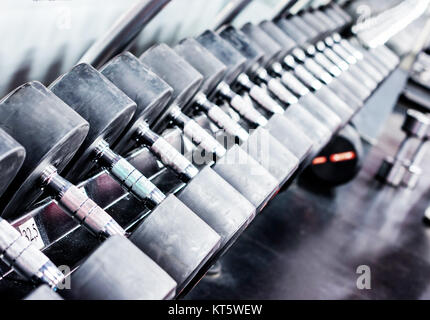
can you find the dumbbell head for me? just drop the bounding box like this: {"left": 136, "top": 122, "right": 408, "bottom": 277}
{"left": 196, "top": 30, "right": 247, "bottom": 86}
{"left": 139, "top": 44, "right": 203, "bottom": 129}
{"left": 275, "top": 18, "right": 310, "bottom": 47}
{"left": 402, "top": 109, "right": 430, "bottom": 139}
{"left": 100, "top": 52, "right": 173, "bottom": 153}
{"left": 218, "top": 26, "right": 265, "bottom": 73}
{"left": 174, "top": 38, "right": 227, "bottom": 97}
{"left": 49, "top": 63, "right": 137, "bottom": 182}
{"left": 0, "top": 129, "right": 25, "bottom": 197}
{"left": 24, "top": 285, "right": 63, "bottom": 300}
{"left": 0, "top": 82, "right": 89, "bottom": 219}
{"left": 289, "top": 14, "right": 320, "bottom": 43}
{"left": 300, "top": 11, "right": 330, "bottom": 36}
{"left": 65, "top": 235, "right": 177, "bottom": 300}
{"left": 258, "top": 21, "right": 297, "bottom": 59}
{"left": 240, "top": 23, "right": 285, "bottom": 65}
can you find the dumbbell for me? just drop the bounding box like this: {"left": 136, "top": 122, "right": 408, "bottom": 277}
{"left": 319, "top": 5, "right": 399, "bottom": 72}
{"left": 0, "top": 82, "right": 177, "bottom": 299}
{"left": 402, "top": 130, "right": 429, "bottom": 189}
{"left": 148, "top": 41, "right": 299, "bottom": 187}
{"left": 377, "top": 110, "right": 430, "bottom": 187}
{"left": 305, "top": 8, "right": 395, "bottom": 79}
{"left": 49, "top": 64, "right": 222, "bottom": 293}
{"left": 304, "top": 124, "right": 364, "bottom": 187}
{"left": 116, "top": 47, "right": 225, "bottom": 162}
{"left": 236, "top": 23, "right": 354, "bottom": 131}
{"left": 99, "top": 53, "right": 256, "bottom": 263}
{"left": 260, "top": 16, "right": 377, "bottom": 102}
{"left": 0, "top": 218, "right": 65, "bottom": 294}
{"left": 214, "top": 26, "right": 340, "bottom": 154}
{"left": 0, "top": 129, "right": 64, "bottom": 292}
{"left": 195, "top": 31, "right": 318, "bottom": 160}
{"left": 300, "top": 9, "right": 384, "bottom": 84}
{"left": 24, "top": 285, "right": 63, "bottom": 300}
{"left": 273, "top": 17, "right": 376, "bottom": 102}
{"left": 252, "top": 18, "right": 373, "bottom": 108}
{"left": 307, "top": 9, "right": 386, "bottom": 79}
{"left": 288, "top": 13, "right": 380, "bottom": 93}
{"left": 139, "top": 45, "right": 281, "bottom": 207}
{"left": 257, "top": 20, "right": 365, "bottom": 115}
{"left": 198, "top": 29, "right": 342, "bottom": 138}
{"left": 202, "top": 28, "right": 331, "bottom": 157}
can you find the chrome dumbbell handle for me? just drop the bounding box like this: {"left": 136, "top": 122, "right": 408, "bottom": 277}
{"left": 0, "top": 218, "right": 64, "bottom": 288}
{"left": 292, "top": 48, "right": 334, "bottom": 84}
{"left": 94, "top": 140, "right": 166, "bottom": 209}
{"left": 283, "top": 55, "right": 324, "bottom": 91}
{"left": 271, "top": 62, "right": 310, "bottom": 97}
{"left": 216, "top": 81, "right": 268, "bottom": 126}
{"left": 194, "top": 92, "right": 250, "bottom": 143}
{"left": 236, "top": 74, "right": 285, "bottom": 114}
{"left": 255, "top": 67, "right": 299, "bottom": 105}
{"left": 41, "top": 165, "right": 125, "bottom": 239}
{"left": 403, "top": 138, "right": 429, "bottom": 189}
{"left": 170, "top": 105, "right": 227, "bottom": 159}
{"left": 134, "top": 120, "right": 199, "bottom": 182}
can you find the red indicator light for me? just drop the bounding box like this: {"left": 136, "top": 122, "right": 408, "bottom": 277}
{"left": 329, "top": 151, "right": 356, "bottom": 163}
{"left": 312, "top": 156, "right": 327, "bottom": 165}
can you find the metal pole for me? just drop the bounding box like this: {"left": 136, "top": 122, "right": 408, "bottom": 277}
{"left": 79, "top": 0, "right": 171, "bottom": 68}
{"left": 273, "top": 0, "right": 297, "bottom": 19}
{"left": 213, "top": 0, "right": 253, "bottom": 31}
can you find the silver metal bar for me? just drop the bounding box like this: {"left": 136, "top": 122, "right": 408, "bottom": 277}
{"left": 213, "top": 0, "right": 253, "bottom": 31}
{"left": 78, "top": 0, "right": 171, "bottom": 68}
{"left": 273, "top": 0, "right": 298, "bottom": 19}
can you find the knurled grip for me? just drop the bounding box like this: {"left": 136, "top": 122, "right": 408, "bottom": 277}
{"left": 110, "top": 158, "right": 166, "bottom": 208}
{"left": 229, "top": 94, "right": 268, "bottom": 126}
{"left": 280, "top": 71, "right": 310, "bottom": 97}
{"left": 267, "top": 78, "right": 299, "bottom": 105}
{"left": 58, "top": 185, "right": 126, "bottom": 239}
{"left": 206, "top": 104, "right": 249, "bottom": 142}
{"left": 151, "top": 137, "right": 199, "bottom": 182}
{"left": 248, "top": 85, "right": 285, "bottom": 114}
{"left": 183, "top": 119, "right": 226, "bottom": 158}
{"left": 0, "top": 219, "right": 64, "bottom": 288}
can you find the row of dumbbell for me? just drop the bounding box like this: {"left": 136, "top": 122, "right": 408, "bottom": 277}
{"left": 0, "top": 3, "right": 398, "bottom": 300}
{"left": 377, "top": 109, "right": 430, "bottom": 189}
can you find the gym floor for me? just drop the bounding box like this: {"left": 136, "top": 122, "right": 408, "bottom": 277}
{"left": 186, "top": 107, "right": 430, "bottom": 300}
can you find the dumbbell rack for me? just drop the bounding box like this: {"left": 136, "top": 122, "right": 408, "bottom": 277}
{"left": 0, "top": 128, "right": 198, "bottom": 298}
{"left": 0, "top": 0, "right": 427, "bottom": 300}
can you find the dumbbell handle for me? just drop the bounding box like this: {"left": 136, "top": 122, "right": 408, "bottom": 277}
{"left": 282, "top": 56, "right": 323, "bottom": 92}
{"left": 41, "top": 165, "right": 126, "bottom": 240}
{"left": 236, "top": 74, "right": 285, "bottom": 114}
{"left": 134, "top": 121, "right": 199, "bottom": 182}
{"left": 216, "top": 81, "right": 268, "bottom": 126}
{"left": 170, "top": 105, "right": 227, "bottom": 159}
{"left": 256, "top": 67, "right": 299, "bottom": 105}
{"left": 194, "top": 92, "right": 250, "bottom": 143}
{"left": 95, "top": 140, "right": 166, "bottom": 209}
{"left": 0, "top": 218, "right": 64, "bottom": 288}
{"left": 271, "top": 63, "right": 310, "bottom": 97}
{"left": 235, "top": 73, "right": 284, "bottom": 114}
{"left": 395, "top": 136, "right": 416, "bottom": 162}
{"left": 409, "top": 139, "right": 429, "bottom": 167}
